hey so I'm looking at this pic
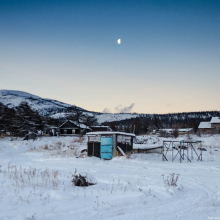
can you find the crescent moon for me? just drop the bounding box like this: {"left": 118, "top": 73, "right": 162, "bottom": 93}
{"left": 117, "top": 39, "right": 121, "bottom": 44}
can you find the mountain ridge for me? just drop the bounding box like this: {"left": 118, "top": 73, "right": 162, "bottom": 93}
{"left": 0, "top": 89, "right": 86, "bottom": 116}
{"left": 0, "top": 90, "right": 220, "bottom": 124}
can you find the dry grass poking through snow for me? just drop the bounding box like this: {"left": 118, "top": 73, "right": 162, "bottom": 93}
{"left": 27, "top": 137, "right": 87, "bottom": 158}
{"left": 0, "top": 163, "right": 74, "bottom": 206}
{"left": 71, "top": 137, "right": 85, "bottom": 143}
{"left": 1, "top": 163, "right": 66, "bottom": 190}
{"left": 0, "top": 163, "right": 152, "bottom": 208}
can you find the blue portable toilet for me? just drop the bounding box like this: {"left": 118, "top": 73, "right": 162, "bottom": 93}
{"left": 100, "top": 136, "right": 113, "bottom": 159}
{"left": 87, "top": 131, "right": 135, "bottom": 159}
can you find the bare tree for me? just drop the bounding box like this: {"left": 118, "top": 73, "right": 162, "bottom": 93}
{"left": 67, "top": 106, "right": 97, "bottom": 133}
{"left": 82, "top": 114, "right": 98, "bottom": 128}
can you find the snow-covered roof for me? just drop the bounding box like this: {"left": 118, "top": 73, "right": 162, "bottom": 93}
{"left": 60, "top": 120, "right": 91, "bottom": 129}
{"left": 198, "top": 122, "right": 212, "bottom": 129}
{"left": 86, "top": 131, "right": 136, "bottom": 137}
{"left": 210, "top": 117, "right": 220, "bottom": 124}
{"left": 69, "top": 120, "right": 89, "bottom": 129}
{"left": 91, "top": 125, "right": 112, "bottom": 131}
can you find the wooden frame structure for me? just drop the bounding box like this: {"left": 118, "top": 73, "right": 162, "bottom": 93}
{"left": 163, "top": 140, "right": 202, "bottom": 162}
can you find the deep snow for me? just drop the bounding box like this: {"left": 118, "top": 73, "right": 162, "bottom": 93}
{"left": 0, "top": 135, "right": 220, "bottom": 220}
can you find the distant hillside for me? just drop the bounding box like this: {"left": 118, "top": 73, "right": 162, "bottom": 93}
{"left": 50, "top": 112, "right": 140, "bottom": 124}
{"left": 0, "top": 90, "right": 86, "bottom": 116}
{"left": 0, "top": 90, "right": 219, "bottom": 127}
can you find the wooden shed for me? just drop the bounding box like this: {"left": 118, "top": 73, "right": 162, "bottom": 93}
{"left": 59, "top": 120, "right": 91, "bottom": 136}
{"left": 86, "top": 131, "right": 136, "bottom": 159}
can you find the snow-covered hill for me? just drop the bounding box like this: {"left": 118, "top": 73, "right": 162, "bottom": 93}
{"left": 1, "top": 90, "right": 219, "bottom": 125}
{"left": 0, "top": 90, "right": 85, "bottom": 116}
{"left": 95, "top": 113, "right": 139, "bottom": 124}
{"left": 50, "top": 112, "right": 139, "bottom": 123}
{"left": 0, "top": 90, "right": 140, "bottom": 123}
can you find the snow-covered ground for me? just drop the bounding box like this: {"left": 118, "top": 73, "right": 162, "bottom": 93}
{"left": 0, "top": 135, "right": 220, "bottom": 220}
{"left": 134, "top": 134, "right": 220, "bottom": 149}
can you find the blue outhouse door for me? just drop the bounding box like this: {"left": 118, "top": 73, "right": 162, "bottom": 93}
{"left": 100, "top": 137, "right": 113, "bottom": 159}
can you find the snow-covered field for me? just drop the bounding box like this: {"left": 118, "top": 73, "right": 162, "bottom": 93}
{"left": 0, "top": 135, "right": 220, "bottom": 220}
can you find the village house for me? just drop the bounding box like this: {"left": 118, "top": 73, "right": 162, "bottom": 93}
{"left": 59, "top": 120, "right": 91, "bottom": 136}
{"left": 198, "top": 122, "right": 212, "bottom": 132}
{"left": 198, "top": 117, "right": 220, "bottom": 132}
{"left": 210, "top": 117, "right": 220, "bottom": 129}
{"left": 86, "top": 131, "right": 135, "bottom": 159}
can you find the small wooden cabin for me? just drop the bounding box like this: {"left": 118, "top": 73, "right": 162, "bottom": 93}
{"left": 59, "top": 120, "right": 91, "bottom": 136}
{"left": 86, "top": 131, "right": 136, "bottom": 159}
{"left": 210, "top": 117, "right": 220, "bottom": 129}
{"left": 198, "top": 117, "right": 220, "bottom": 134}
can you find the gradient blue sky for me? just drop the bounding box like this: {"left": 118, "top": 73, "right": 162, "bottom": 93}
{"left": 0, "top": 0, "right": 220, "bottom": 113}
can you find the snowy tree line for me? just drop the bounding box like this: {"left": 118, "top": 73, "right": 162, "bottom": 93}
{"left": 0, "top": 100, "right": 219, "bottom": 136}
{"left": 103, "top": 111, "right": 220, "bottom": 135}
{"left": 0, "top": 102, "right": 97, "bottom": 137}
{"left": 0, "top": 102, "right": 57, "bottom": 136}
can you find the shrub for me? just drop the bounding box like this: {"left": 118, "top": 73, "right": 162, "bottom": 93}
{"left": 162, "top": 173, "right": 180, "bottom": 187}
{"left": 173, "top": 128, "right": 179, "bottom": 138}
{"left": 71, "top": 171, "right": 97, "bottom": 187}
{"left": 44, "top": 144, "right": 49, "bottom": 150}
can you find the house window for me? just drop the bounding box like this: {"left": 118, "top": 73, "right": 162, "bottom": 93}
{"left": 72, "top": 129, "right": 75, "bottom": 134}
{"left": 64, "top": 130, "right": 67, "bottom": 134}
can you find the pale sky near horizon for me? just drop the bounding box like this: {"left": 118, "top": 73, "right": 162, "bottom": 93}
{"left": 0, "top": 0, "right": 220, "bottom": 114}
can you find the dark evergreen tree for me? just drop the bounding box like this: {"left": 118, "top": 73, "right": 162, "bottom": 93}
{"left": 14, "top": 102, "right": 45, "bottom": 136}
{"left": 151, "top": 114, "right": 162, "bottom": 130}
{"left": 0, "top": 102, "right": 18, "bottom": 134}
